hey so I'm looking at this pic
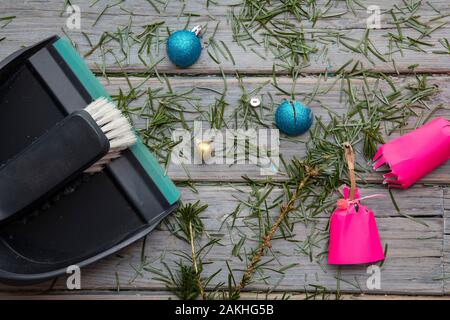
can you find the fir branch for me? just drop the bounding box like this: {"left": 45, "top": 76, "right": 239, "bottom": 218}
{"left": 189, "top": 221, "right": 206, "bottom": 299}
{"left": 230, "top": 164, "right": 319, "bottom": 298}
{"left": 154, "top": 201, "right": 213, "bottom": 300}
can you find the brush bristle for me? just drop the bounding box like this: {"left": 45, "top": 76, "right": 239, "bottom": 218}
{"left": 84, "top": 97, "right": 136, "bottom": 173}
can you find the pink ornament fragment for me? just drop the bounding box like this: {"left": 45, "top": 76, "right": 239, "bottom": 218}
{"left": 373, "top": 117, "right": 450, "bottom": 189}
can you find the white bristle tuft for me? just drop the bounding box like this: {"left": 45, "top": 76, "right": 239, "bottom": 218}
{"left": 84, "top": 97, "right": 136, "bottom": 173}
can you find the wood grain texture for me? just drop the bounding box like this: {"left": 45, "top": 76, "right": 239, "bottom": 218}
{"left": 0, "top": 0, "right": 448, "bottom": 299}
{"left": 0, "top": 0, "right": 449, "bottom": 74}
{"left": 0, "top": 185, "right": 444, "bottom": 295}
{"left": 100, "top": 75, "right": 450, "bottom": 183}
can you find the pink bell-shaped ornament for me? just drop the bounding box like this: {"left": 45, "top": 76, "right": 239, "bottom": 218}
{"left": 328, "top": 186, "right": 384, "bottom": 265}
{"left": 328, "top": 143, "right": 384, "bottom": 265}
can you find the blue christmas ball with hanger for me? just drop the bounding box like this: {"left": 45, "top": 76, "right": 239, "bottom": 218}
{"left": 275, "top": 100, "right": 313, "bottom": 136}
{"left": 167, "top": 29, "right": 202, "bottom": 68}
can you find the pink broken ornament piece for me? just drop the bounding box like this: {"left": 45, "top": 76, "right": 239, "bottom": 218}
{"left": 373, "top": 117, "right": 450, "bottom": 189}
{"left": 328, "top": 186, "right": 384, "bottom": 265}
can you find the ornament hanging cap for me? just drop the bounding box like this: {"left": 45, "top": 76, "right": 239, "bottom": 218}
{"left": 191, "top": 25, "right": 203, "bottom": 37}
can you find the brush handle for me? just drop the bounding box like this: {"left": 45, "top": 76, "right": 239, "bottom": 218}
{"left": 0, "top": 110, "right": 109, "bottom": 224}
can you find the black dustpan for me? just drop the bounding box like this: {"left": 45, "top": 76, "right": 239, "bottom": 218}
{"left": 0, "top": 36, "right": 180, "bottom": 284}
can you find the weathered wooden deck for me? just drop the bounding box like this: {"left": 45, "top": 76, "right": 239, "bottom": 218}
{"left": 0, "top": 0, "right": 449, "bottom": 299}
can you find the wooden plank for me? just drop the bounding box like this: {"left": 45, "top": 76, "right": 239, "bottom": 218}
{"left": 443, "top": 234, "right": 450, "bottom": 294}
{"left": 101, "top": 76, "right": 450, "bottom": 122}
{"left": 3, "top": 0, "right": 448, "bottom": 21}
{"left": 100, "top": 76, "right": 450, "bottom": 183}
{"left": 180, "top": 185, "right": 445, "bottom": 219}
{"left": 0, "top": 0, "right": 449, "bottom": 74}
{"left": 445, "top": 188, "right": 450, "bottom": 234}
{"left": 0, "top": 233, "right": 442, "bottom": 295}
{"left": 1, "top": 292, "right": 450, "bottom": 300}
{"left": 0, "top": 185, "right": 444, "bottom": 295}
{"left": 444, "top": 188, "right": 450, "bottom": 293}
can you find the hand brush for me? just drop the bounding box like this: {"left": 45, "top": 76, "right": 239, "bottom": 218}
{"left": 0, "top": 97, "right": 136, "bottom": 223}
{"left": 83, "top": 97, "right": 136, "bottom": 173}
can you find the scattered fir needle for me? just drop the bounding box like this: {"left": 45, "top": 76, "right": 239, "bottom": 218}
{"left": 93, "top": 0, "right": 125, "bottom": 27}
{"left": 60, "top": 0, "right": 73, "bottom": 16}
{"left": 146, "top": 0, "right": 161, "bottom": 14}
{"left": 388, "top": 189, "right": 429, "bottom": 227}
{"left": 0, "top": 15, "right": 15, "bottom": 28}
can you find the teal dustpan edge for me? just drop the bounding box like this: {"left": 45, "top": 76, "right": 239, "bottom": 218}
{"left": 52, "top": 38, "right": 180, "bottom": 205}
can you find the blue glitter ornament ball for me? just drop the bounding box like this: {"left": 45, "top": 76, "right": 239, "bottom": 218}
{"left": 275, "top": 100, "right": 313, "bottom": 136}
{"left": 167, "top": 29, "right": 202, "bottom": 68}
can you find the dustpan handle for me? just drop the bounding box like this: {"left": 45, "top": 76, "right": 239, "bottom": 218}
{"left": 0, "top": 110, "right": 109, "bottom": 224}
{"left": 343, "top": 142, "right": 356, "bottom": 201}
